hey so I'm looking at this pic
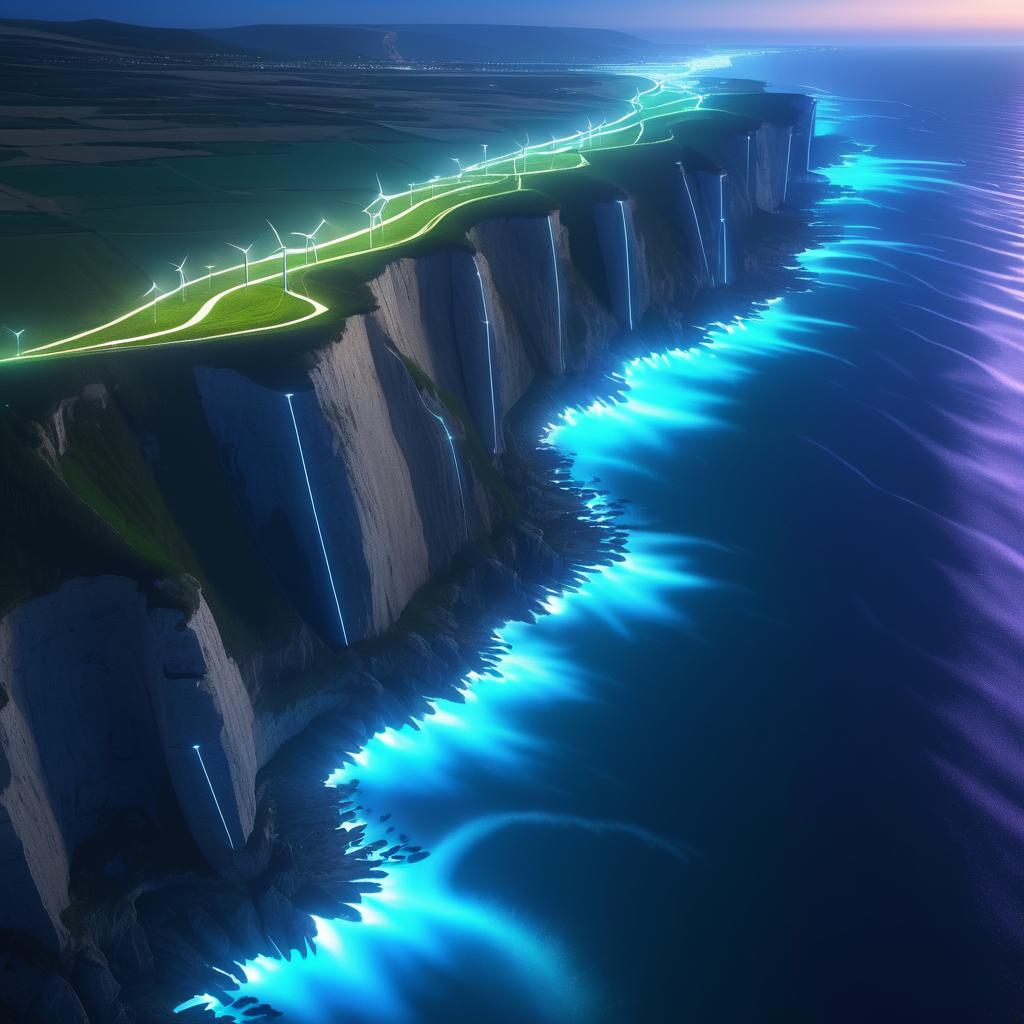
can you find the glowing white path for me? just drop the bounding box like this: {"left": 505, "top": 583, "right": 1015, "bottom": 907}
{"left": 10, "top": 74, "right": 716, "bottom": 363}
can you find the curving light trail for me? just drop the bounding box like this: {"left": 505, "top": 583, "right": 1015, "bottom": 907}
{"left": 10, "top": 73, "right": 717, "bottom": 364}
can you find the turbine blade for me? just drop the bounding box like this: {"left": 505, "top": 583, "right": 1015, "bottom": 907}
{"left": 266, "top": 219, "right": 285, "bottom": 249}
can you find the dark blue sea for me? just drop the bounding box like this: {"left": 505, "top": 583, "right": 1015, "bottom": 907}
{"left": 181, "top": 47, "right": 1024, "bottom": 1023}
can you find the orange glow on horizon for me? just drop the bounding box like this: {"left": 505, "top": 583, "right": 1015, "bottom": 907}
{"left": 652, "top": 0, "right": 1024, "bottom": 33}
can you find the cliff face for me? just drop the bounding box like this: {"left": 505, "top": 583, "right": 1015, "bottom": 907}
{"left": 0, "top": 580, "right": 258, "bottom": 949}
{"left": 0, "top": 93, "right": 813, "bottom": 1022}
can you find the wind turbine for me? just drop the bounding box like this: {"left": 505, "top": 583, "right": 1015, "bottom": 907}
{"left": 171, "top": 257, "right": 188, "bottom": 301}
{"left": 515, "top": 140, "right": 527, "bottom": 176}
{"left": 228, "top": 242, "right": 254, "bottom": 286}
{"left": 5, "top": 327, "right": 24, "bottom": 357}
{"left": 142, "top": 281, "right": 163, "bottom": 323}
{"left": 266, "top": 220, "right": 290, "bottom": 291}
{"left": 549, "top": 134, "right": 557, "bottom": 170}
{"left": 204, "top": 265, "right": 215, "bottom": 292}
{"left": 587, "top": 117, "right": 593, "bottom": 149}
{"left": 292, "top": 218, "right": 326, "bottom": 265}
{"left": 481, "top": 143, "right": 488, "bottom": 172}
{"left": 362, "top": 176, "right": 388, "bottom": 246}
{"left": 449, "top": 157, "right": 463, "bottom": 181}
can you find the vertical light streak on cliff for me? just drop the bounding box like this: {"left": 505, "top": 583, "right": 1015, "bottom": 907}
{"left": 618, "top": 200, "right": 634, "bottom": 330}
{"left": 192, "top": 744, "right": 235, "bottom": 850}
{"left": 473, "top": 259, "right": 499, "bottom": 453}
{"left": 746, "top": 134, "right": 752, "bottom": 193}
{"left": 380, "top": 344, "right": 469, "bottom": 539}
{"left": 784, "top": 128, "right": 793, "bottom": 203}
{"left": 719, "top": 174, "right": 728, "bottom": 287}
{"left": 547, "top": 214, "right": 565, "bottom": 372}
{"left": 807, "top": 101, "right": 817, "bottom": 172}
{"left": 679, "top": 169, "right": 712, "bottom": 283}
{"left": 285, "top": 392, "right": 350, "bottom": 647}
{"left": 431, "top": 410, "right": 469, "bottom": 539}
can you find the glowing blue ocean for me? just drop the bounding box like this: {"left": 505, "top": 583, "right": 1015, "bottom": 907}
{"left": 180, "top": 48, "right": 1024, "bottom": 1021}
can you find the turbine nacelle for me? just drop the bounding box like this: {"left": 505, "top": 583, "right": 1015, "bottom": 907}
{"left": 6, "top": 326, "right": 25, "bottom": 354}
{"left": 171, "top": 257, "right": 188, "bottom": 300}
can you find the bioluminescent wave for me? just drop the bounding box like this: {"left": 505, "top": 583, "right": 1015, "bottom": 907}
{"left": 431, "top": 812, "right": 700, "bottom": 881}
{"left": 176, "top": 521, "right": 710, "bottom": 1023}
{"left": 285, "top": 391, "right": 350, "bottom": 647}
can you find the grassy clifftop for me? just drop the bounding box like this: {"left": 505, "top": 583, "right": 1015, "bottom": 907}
{"left": 0, "top": 92, "right": 806, "bottom": 672}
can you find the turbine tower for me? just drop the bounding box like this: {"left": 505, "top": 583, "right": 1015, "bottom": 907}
{"left": 363, "top": 179, "right": 388, "bottom": 246}
{"left": 228, "top": 242, "right": 254, "bottom": 286}
{"left": 142, "top": 281, "right": 163, "bottom": 323}
{"left": 266, "top": 220, "right": 290, "bottom": 291}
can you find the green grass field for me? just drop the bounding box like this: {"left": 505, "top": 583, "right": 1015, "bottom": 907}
{"left": 9, "top": 82, "right": 710, "bottom": 363}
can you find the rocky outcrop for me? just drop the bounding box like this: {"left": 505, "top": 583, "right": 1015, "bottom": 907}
{"left": 0, "top": 579, "right": 257, "bottom": 951}
{"left": 0, "top": 685, "right": 71, "bottom": 950}
{"left": 147, "top": 597, "right": 257, "bottom": 868}
{"left": 197, "top": 308, "right": 494, "bottom": 647}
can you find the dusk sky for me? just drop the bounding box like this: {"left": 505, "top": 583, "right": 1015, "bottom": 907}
{"left": 8, "top": 0, "right": 1024, "bottom": 40}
